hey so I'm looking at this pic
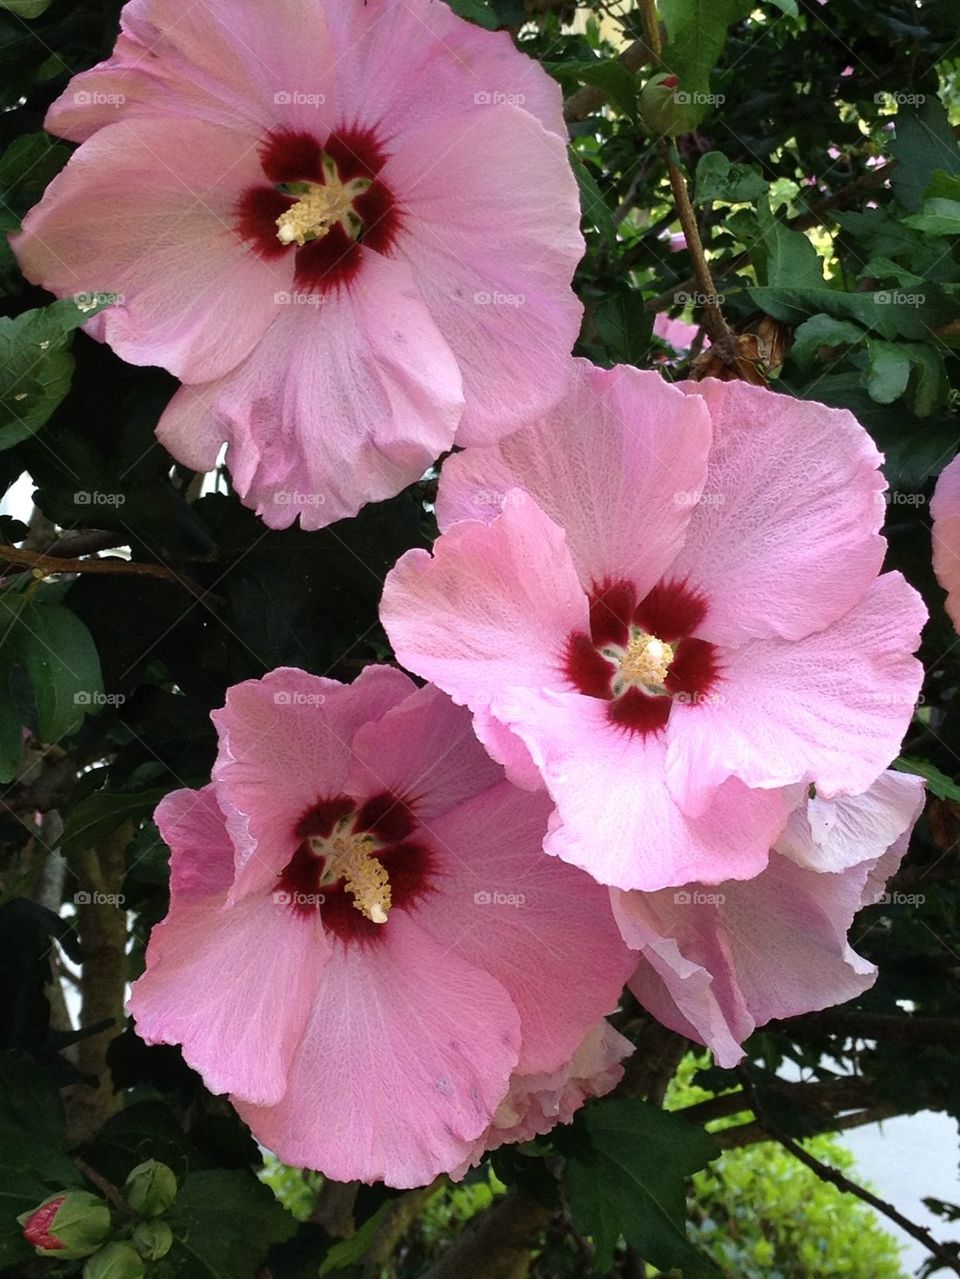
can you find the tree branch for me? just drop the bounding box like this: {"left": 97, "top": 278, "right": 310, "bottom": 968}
{"left": 0, "top": 543, "right": 208, "bottom": 601}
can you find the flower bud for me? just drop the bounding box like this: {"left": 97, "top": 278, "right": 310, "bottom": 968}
{"left": 132, "top": 1220, "right": 173, "bottom": 1260}
{"left": 124, "top": 1160, "right": 177, "bottom": 1217}
{"left": 17, "top": 1191, "right": 111, "bottom": 1258}
{"left": 639, "top": 73, "right": 697, "bottom": 138}
{"left": 83, "top": 1241, "right": 146, "bottom": 1279}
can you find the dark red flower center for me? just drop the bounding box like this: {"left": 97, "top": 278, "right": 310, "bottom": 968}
{"left": 276, "top": 790, "right": 433, "bottom": 943}
{"left": 563, "top": 577, "right": 721, "bottom": 734}
{"left": 235, "top": 127, "right": 401, "bottom": 293}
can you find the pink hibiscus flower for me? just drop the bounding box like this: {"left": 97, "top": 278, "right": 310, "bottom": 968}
{"left": 381, "top": 360, "right": 926, "bottom": 892}
{"left": 618, "top": 770, "right": 924, "bottom": 1066}
{"left": 129, "top": 667, "right": 633, "bottom": 1187}
{"left": 11, "top": 0, "right": 583, "bottom": 529}
{"left": 931, "top": 453, "right": 960, "bottom": 632}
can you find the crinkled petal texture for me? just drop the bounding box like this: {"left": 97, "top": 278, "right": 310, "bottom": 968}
{"left": 664, "top": 572, "right": 927, "bottom": 806}
{"left": 157, "top": 253, "right": 464, "bottom": 529}
{"left": 932, "top": 453, "right": 960, "bottom": 633}
{"left": 450, "top": 1021, "right": 634, "bottom": 1178}
{"left": 132, "top": 671, "right": 633, "bottom": 1187}
{"left": 22, "top": 0, "right": 581, "bottom": 531}
{"left": 12, "top": 117, "right": 287, "bottom": 384}
{"left": 436, "top": 360, "right": 711, "bottom": 587}
{"left": 618, "top": 771, "right": 922, "bottom": 1066}
{"left": 382, "top": 106, "right": 583, "bottom": 443}
{"left": 385, "top": 365, "right": 925, "bottom": 890}
{"left": 672, "top": 379, "right": 888, "bottom": 646}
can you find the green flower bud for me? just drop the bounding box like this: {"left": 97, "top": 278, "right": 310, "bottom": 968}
{"left": 124, "top": 1160, "right": 177, "bottom": 1217}
{"left": 639, "top": 72, "right": 698, "bottom": 138}
{"left": 132, "top": 1220, "right": 173, "bottom": 1261}
{"left": 17, "top": 1191, "right": 111, "bottom": 1259}
{"left": 83, "top": 1241, "right": 146, "bottom": 1279}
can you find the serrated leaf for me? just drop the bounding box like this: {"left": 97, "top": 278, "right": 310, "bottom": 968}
{"left": 903, "top": 197, "right": 960, "bottom": 235}
{"left": 752, "top": 199, "right": 824, "bottom": 289}
{"left": 564, "top": 1098, "right": 720, "bottom": 1276}
{"left": 695, "top": 151, "right": 767, "bottom": 203}
{"left": 160, "top": 1170, "right": 297, "bottom": 1279}
{"left": 15, "top": 601, "right": 103, "bottom": 743}
{"left": 893, "top": 757, "right": 957, "bottom": 801}
{"left": 0, "top": 297, "right": 114, "bottom": 450}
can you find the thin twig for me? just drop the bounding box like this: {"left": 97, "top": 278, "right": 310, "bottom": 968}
{"left": 0, "top": 543, "right": 208, "bottom": 601}
{"left": 738, "top": 1072, "right": 960, "bottom": 1275}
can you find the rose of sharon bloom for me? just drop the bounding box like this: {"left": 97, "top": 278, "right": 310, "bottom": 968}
{"left": 931, "top": 453, "right": 960, "bottom": 631}
{"left": 129, "top": 667, "right": 634, "bottom": 1187}
{"left": 11, "top": 0, "right": 583, "bottom": 530}
{"left": 381, "top": 360, "right": 926, "bottom": 893}
{"left": 617, "top": 770, "right": 924, "bottom": 1066}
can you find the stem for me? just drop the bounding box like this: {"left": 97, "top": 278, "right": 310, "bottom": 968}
{"left": 661, "top": 141, "right": 733, "bottom": 342}
{"left": 738, "top": 1072, "right": 960, "bottom": 1276}
{"left": 0, "top": 543, "right": 208, "bottom": 601}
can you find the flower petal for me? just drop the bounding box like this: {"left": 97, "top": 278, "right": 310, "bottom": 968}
{"left": 932, "top": 452, "right": 960, "bottom": 633}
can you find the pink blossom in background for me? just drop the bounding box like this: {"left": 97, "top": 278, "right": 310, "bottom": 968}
{"left": 129, "top": 668, "right": 633, "bottom": 1187}
{"left": 381, "top": 360, "right": 926, "bottom": 893}
{"left": 931, "top": 453, "right": 960, "bottom": 632}
{"left": 11, "top": 0, "right": 583, "bottom": 530}
{"left": 652, "top": 312, "right": 703, "bottom": 353}
{"left": 617, "top": 770, "right": 924, "bottom": 1066}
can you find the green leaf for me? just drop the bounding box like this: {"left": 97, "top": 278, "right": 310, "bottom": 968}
{"left": 865, "top": 342, "right": 912, "bottom": 403}
{"left": 445, "top": 0, "right": 498, "bottom": 28}
{"left": 0, "top": 0, "right": 53, "bottom": 15}
{"left": 790, "top": 314, "right": 867, "bottom": 366}
{"left": 903, "top": 197, "right": 960, "bottom": 235}
{"left": 318, "top": 1202, "right": 392, "bottom": 1275}
{"left": 569, "top": 148, "right": 617, "bottom": 245}
{"left": 695, "top": 151, "right": 767, "bottom": 204}
{"left": 15, "top": 601, "right": 103, "bottom": 743}
{"left": 0, "top": 1053, "right": 81, "bottom": 1266}
{"left": 891, "top": 97, "right": 960, "bottom": 212}
{"left": 61, "top": 788, "right": 169, "bottom": 856}
{"left": 659, "top": 0, "right": 753, "bottom": 126}
{"left": 748, "top": 282, "right": 953, "bottom": 341}
{"left": 893, "top": 757, "right": 958, "bottom": 801}
{"left": 863, "top": 340, "right": 947, "bottom": 415}
{"left": 752, "top": 199, "right": 824, "bottom": 289}
{"left": 160, "top": 1171, "right": 297, "bottom": 1279}
{"left": 0, "top": 297, "right": 115, "bottom": 450}
{"left": 593, "top": 288, "right": 652, "bottom": 366}
{"left": 564, "top": 1098, "right": 720, "bottom": 1276}
{"left": 551, "top": 58, "right": 638, "bottom": 120}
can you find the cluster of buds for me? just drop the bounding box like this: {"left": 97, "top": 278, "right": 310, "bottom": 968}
{"left": 18, "top": 1161, "right": 178, "bottom": 1277}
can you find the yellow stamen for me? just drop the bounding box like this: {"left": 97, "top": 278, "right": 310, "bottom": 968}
{"left": 619, "top": 631, "right": 674, "bottom": 689}
{"left": 276, "top": 179, "right": 356, "bottom": 247}
{"left": 312, "top": 831, "right": 392, "bottom": 924}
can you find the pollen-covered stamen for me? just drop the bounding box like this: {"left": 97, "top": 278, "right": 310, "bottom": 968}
{"left": 614, "top": 630, "right": 675, "bottom": 693}
{"left": 275, "top": 159, "right": 372, "bottom": 247}
{"left": 311, "top": 828, "right": 392, "bottom": 924}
